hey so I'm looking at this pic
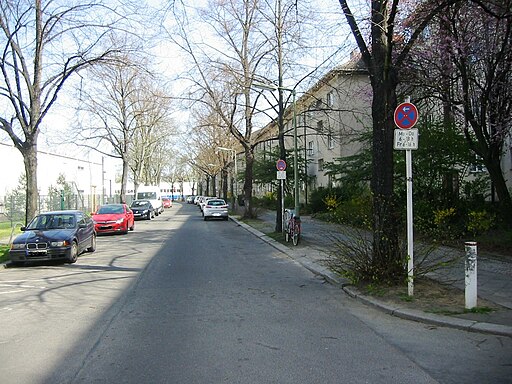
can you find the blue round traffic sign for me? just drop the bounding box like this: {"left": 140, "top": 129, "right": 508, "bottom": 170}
{"left": 276, "top": 159, "right": 287, "bottom": 171}
{"left": 394, "top": 102, "right": 418, "bottom": 129}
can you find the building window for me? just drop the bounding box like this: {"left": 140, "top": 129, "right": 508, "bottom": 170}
{"left": 308, "top": 141, "right": 314, "bottom": 156}
{"left": 469, "top": 155, "right": 486, "bottom": 173}
{"left": 469, "top": 164, "right": 486, "bottom": 173}
{"left": 316, "top": 120, "right": 323, "bottom": 133}
{"left": 318, "top": 159, "right": 324, "bottom": 171}
{"left": 327, "top": 133, "right": 335, "bottom": 149}
{"left": 327, "top": 91, "right": 334, "bottom": 108}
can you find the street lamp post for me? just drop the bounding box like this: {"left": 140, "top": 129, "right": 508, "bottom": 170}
{"left": 216, "top": 147, "right": 237, "bottom": 208}
{"left": 253, "top": 82, "right": 300, "bottom": 219}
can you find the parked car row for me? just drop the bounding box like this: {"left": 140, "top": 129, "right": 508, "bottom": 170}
{"left": 194, "top": 195, "right": 229, "bottom": 221}
{"left": 8, "top": 198, "right": 174, "bottom": 266}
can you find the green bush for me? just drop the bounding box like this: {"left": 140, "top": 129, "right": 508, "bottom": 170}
{"left": 466, "top": 209, "right": 495, "bottom": 237}
{"left": 253, "top": 192, "right": 277, "bottom": 210}
{"left": 332, "top": 192, "right": 372, "bottom": 228}
{"left": 0, "top": 245, "right": 9, "bottom": 264}
{"left": 309, "top": 185, "right": 366, "bottom": 213}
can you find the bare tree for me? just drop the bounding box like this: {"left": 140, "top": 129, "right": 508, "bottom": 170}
{"left": 0, "top": 0, "right": 126, "bottom": 223}
{"left": 168, "top": 0, "right": 280, "bottom": 218}
{"left": 188, "top": 107, "right": 239, "bottom": 200}
{"left": 129, "top": 86, "right": 175, "bottom": 191}
{"left": 75, "top": 59, "right": 148, "bottom": 203}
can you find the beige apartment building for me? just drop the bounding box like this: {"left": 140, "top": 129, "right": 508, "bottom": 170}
{"left": 250, "top": 53, "right": 511, "bottom": 205}
{"left": 252, "top": 54, "right": 371, "bottom": 203}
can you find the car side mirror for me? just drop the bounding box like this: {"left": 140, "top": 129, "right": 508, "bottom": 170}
{"left": 20, "top": 226, "right": 26, "bottom": 231}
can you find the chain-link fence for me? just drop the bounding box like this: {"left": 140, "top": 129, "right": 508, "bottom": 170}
{"left": 0, "top": 193, "right": 126, "bottom": 224}
{"left": 0, "top": 193, "right": 129, "bottom": 244}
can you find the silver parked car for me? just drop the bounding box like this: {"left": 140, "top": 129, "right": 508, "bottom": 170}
{"left": 199, "top": 196, "right": 216, "bottom": 212}
{"left": 203, "top": 199, "right": 229, "bottom": 221}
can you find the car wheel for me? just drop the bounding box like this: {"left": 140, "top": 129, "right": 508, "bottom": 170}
{"left": 67, "top": 241, "right": 79, "bottom": 264}
{"left": 147, "top": 212, "right": 151, "bottom": 220}
{"left": 204, "top": 216, "right": 208, "bottom": 221}
{"left": 223, "top": 216, "right": 229, "bottom": 221}
{"left": 87, "top": 234, "right": 96, "bottom": 252}
{"left": 130, "top": 222, "right": 135, "bottom": 231}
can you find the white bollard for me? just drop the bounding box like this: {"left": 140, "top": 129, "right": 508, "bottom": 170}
{"left": 465, "top": 242, "right": 478, "bottom": 309}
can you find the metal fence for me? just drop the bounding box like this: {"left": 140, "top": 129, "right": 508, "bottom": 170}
{"left": 0, "top": 193, "right": 125, "bottom": 225}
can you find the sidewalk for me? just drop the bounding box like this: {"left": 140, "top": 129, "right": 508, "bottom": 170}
{"left": 231, "top": 209, "right": 512, "bottom": 338}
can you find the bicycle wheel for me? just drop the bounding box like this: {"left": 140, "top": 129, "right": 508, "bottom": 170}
{"left": 285, "top": 227, "right": 290, "bottom": 242}
{"left": 292, "top": 223, "right": 300, "bottom": 245}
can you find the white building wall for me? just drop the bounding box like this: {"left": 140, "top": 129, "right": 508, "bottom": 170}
{"left": 0, "top": 142, "right": 118, "bottom": 199}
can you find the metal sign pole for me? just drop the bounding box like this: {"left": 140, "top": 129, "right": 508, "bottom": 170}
{"left": 281, "top": 179, "right": 285, "bottom": 233}
{"left": 406, "top": 149, "right": 414, "bottom": 296}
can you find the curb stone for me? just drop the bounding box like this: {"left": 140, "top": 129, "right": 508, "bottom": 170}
{"left": 230, "top": 216, "right": 512, "bottom": 338}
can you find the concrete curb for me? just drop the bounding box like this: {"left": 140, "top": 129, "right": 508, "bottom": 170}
{"left": 230, "top": 216, "right": 512, "bottom": 338}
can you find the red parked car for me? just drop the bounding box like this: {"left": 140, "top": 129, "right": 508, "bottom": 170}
{"left": 92, "top": 203, "right": 135, "bottom": 234}
{"left": 162, "top": 197, "right": 172, "bottom": 208}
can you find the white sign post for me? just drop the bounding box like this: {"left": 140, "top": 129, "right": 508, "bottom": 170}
{"left": 394, "top": 99, "right": 418, "bottom": 297}
{"left": 276, "top": 160, "right": 287, "bottom": 233}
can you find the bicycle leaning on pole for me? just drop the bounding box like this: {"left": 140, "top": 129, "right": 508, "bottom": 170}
{"left": 284, "top": 208, "right": 301, "bottom": 246}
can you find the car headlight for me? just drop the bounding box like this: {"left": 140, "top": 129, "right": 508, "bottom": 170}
{"left": 116, "top": 218, "right": 125, "bottom": 224}
{"left": 51, "top": 240, "right": 70, "bottom": 247}
{"left": 11, "top": 243, "right": 25, "bottom": 250}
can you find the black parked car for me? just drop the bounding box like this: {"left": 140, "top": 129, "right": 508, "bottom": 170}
{"left": 130, "top": 200, "right": 155, "bottom": 220}
{"left": 9, "top": 210, "right": 96, "bottom": 266}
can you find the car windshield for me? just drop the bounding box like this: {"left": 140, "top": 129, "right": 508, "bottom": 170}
{"left": 97, "top": 205, "right": 124, "bottom": 214}
{"left": 131, "top": 201, "right": 150, "bottom": 208}
{"left": 26, "top": 214, "right": 76, "bottom": 230}
{"left": 138, "top": 192, "right": 156, "bottom": 199}
{"left": 207, "top": 200, "right": 226, "bottom": 206}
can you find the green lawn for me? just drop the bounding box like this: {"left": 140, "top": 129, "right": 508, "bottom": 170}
{"left": 0, "top": 221, "right": 23, "bottom": 264}
{"left": 0, "top": 221, "right": 22, "bottom": 239}
{"left": 0, "top": 244, "right": 9, "bottom": 264}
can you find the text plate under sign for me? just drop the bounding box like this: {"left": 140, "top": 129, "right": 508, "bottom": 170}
{"left": 394, "top": 128, "right": 418, "bottom": 150}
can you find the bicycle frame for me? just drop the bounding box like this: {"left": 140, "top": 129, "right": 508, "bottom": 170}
{"left": 284, "top": 209, "right": 301, "bottom": 245}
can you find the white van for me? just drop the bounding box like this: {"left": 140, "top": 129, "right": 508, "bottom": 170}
{"left": 135, "top": 185, "right": 164, "bottom": 215}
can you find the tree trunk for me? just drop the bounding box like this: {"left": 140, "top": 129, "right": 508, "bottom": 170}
{"left": 275, "top": 88, "right": 286, "bottom": 233}
{"left": 21, "top": 143, "right": 38, "bottom": 225}
{"left": 120, "top": 158, "right": 129, "bottom": 203}
{"left": 211, "top": 174, "right": 217, "bottom": 196}
{"left": 221, "top": 168, "right": 228, "bottom": 202}
{"left": 486, "top": 160, "right": 512, "bottom": 224}
{"left": 243, "top": 147, "right": 255, "bottom": 218}
{"left": 370, "top": 65, "right": 403, "bottom": 281}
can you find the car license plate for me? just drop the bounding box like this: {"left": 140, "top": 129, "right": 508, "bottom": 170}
{"left": 213, "top": 213, "right": 221, "bottom": 216}
{"left": 28, "top": 249, "right": 47, "bottom": 256}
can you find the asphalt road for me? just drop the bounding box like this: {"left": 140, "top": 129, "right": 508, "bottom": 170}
{"left": 0, "top": 203, "right": 511, "bottom": 384}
